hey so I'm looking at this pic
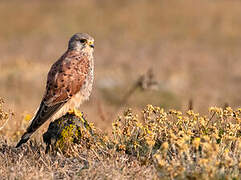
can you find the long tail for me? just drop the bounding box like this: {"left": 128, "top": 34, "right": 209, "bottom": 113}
{"left": 15, "top": 132, "right": 33, "bottom": 148}
{"left": 16, "top": 101, "right": 64, "bottom": 148}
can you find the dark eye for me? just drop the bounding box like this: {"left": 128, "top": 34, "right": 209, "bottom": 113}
{"left": 79, "top": 39, "right": 87, "bottom": 43}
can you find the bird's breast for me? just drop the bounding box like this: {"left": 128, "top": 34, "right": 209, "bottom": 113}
{"left": 71, "top": 53, "right": 94, "bottom": 107}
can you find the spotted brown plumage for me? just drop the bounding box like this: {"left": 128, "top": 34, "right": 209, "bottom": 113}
{"left": 16, "top": 33, "right": 94, "bottom": 148}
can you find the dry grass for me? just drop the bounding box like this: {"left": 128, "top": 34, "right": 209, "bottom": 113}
{"left": 1, "top": 100, "right": 241, "bottom": 179}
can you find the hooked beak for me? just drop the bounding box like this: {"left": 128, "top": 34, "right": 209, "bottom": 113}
{"left": 88, "top": 40, "right": 94, "bottom": 48}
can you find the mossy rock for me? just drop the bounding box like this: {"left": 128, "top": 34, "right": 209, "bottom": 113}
{"left": 43, "top": 110, "right": 94, "bottom": 153}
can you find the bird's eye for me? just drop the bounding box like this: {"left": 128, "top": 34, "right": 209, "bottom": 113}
{"left": 79, "top": 39, "right": 87, "bottom": 43}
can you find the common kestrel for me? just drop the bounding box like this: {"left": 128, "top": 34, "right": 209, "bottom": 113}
{"left": 16, "top": 33, "right": 94, "bottom": 148}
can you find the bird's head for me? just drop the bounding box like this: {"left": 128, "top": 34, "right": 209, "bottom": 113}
{"left": 68, "top": 33, "right": 94, "bottom": 52}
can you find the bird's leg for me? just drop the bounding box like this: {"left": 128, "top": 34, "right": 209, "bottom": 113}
{"left": 68, "top": 108, "right": 82, "bottom": 118}
{"left": 73, "top": 108, "right": 78, "bottom": 114}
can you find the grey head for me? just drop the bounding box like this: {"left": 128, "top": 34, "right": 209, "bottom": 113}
{"left": 68, "top": 33, "right": 94, "bottom": 51}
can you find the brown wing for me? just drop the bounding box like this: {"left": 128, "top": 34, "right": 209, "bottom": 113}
{"left": 16, "top": 51, "right": 90, "bottom": 148}
{"left": 43, "top": 51, "right": 89, "bottom": 106}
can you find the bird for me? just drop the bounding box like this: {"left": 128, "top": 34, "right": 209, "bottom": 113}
{"left": 16, "top": 33, "right": 95, "bottom": 148}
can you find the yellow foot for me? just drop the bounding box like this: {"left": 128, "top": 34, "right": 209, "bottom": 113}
{"left": 68, "top": 108, "right": 82, "bottom": 118}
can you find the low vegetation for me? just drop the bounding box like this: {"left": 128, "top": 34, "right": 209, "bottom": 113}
{"left": 0, "top": 99, "right": 240, "bottom": 179}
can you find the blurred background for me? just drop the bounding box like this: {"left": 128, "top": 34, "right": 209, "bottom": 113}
{"left": 0, "top": 0, "right": 241, "bottom": 135}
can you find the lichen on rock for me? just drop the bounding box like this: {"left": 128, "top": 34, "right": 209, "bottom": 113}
{"left": 43, "top": 109, "right": 94, "bottom": 153}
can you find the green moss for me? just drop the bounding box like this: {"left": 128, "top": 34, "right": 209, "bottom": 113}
{"left": 44, "top": 110, "right": 103, "bottom": 153}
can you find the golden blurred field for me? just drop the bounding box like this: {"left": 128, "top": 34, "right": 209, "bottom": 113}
{"left": 1, "top": 0, "right": 241, "bottom": 133}
{"left": 0, "top": 1, "right": 241, "bottom": 178}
